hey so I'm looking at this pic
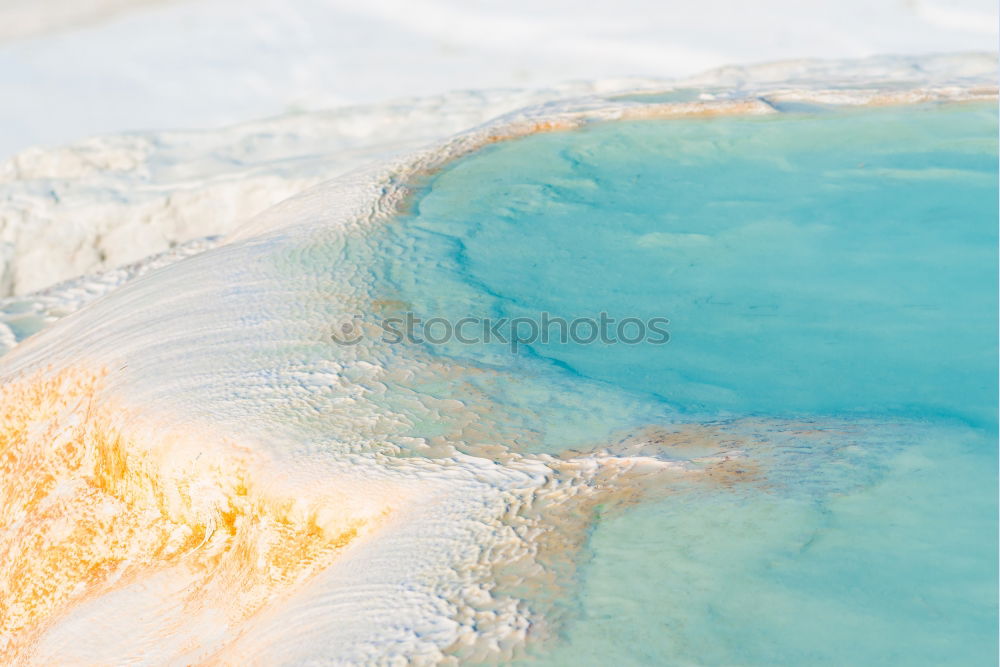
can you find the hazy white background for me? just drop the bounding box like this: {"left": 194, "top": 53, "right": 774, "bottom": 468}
{"left": 0, "top": 0, "right": 996, "bottom": 158}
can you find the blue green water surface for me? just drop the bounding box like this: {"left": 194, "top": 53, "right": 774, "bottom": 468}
{"left": 382, "top": 102, "right": 998, "bottom": 664}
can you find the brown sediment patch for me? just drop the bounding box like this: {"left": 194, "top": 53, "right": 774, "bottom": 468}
{"left": 0, "top": 366, "right": 387, "bottom": 662}
{"left": 590, "top": 422, "right": 760, "bottom": 458}
{"left": 479, "top": 118, "right": 586, "bottom": 146}
{"left": 618, "top": 98, "right": 776, "bottom": 119}
{"left": 370, "top": 297, "right": 413, "bottom": 315}
{"left": 586, "top": 423, "right": 768, "bottom": 494}
{"left": 694, "top": 452, "right": 764, "bottom": 489}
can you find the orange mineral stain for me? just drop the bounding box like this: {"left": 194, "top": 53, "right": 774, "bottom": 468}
{"left": 0, "top": 367, "right": 387, "bottom": 661}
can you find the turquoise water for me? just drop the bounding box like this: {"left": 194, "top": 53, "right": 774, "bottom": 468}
{"left": 376, "top": 103, "right": 998, "bottom": 663}
{"left": 545, "top": 425, "right": 997, "bottom": 666}
{"left": 401, "top": 103, "right": 998, "bottom": 427}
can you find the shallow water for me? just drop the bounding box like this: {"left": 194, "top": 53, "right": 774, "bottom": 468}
{"left": 373, "top": 102, "right": 998, "bottom": 663}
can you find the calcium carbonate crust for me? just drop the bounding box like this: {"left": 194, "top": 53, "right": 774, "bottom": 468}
{"left": 0, "top": 54, "right": 996, "bottom": 664}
